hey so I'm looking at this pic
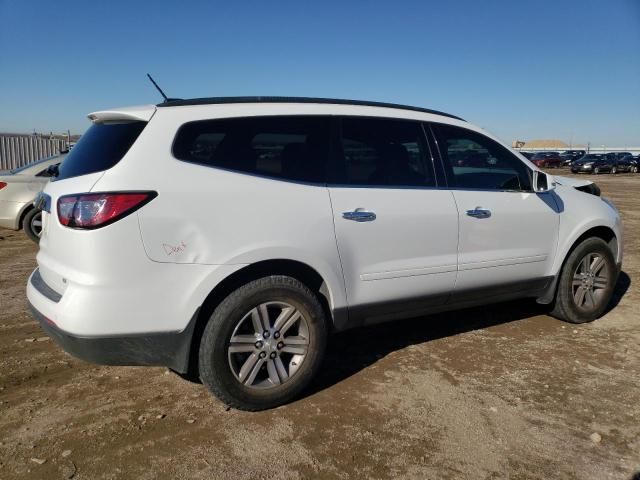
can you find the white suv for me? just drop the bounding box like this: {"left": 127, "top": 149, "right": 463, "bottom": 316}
{"left": 27, "top": 97, "right": 623, "bottom": 410}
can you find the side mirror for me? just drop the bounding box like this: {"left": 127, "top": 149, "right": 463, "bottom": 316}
{"left": 532, "top": 170, "right": 555, "bottom": 192}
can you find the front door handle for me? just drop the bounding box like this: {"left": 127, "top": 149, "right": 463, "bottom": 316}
{"left": 466, "top": 207, "right": 491, "bottom": 219}
{"left": 342, "top": 208, "right": 377, "bottom": 222}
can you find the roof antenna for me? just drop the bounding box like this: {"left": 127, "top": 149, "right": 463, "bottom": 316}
{"left": 146, "top": 73, "right": 169, "bottom": 103}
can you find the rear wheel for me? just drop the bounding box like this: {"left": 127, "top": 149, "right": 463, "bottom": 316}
{"left": 611, "top": 166, "right": 617, "bottom": 174}
{"left": 23, "top": 208, "right": 42, "bottom": 244}
{"left": 198, "top": 276, "right": 327, "bottom": 410}
{"left": 550, "top": 237, "right": 617, "bottom": 324}
{"left": 593, "top": 167, "right": 600, "bottom": 174}
{"left": 632, "top": 166, "right": 638, "bottom": 173}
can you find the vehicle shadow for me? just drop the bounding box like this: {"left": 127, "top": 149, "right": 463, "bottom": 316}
{"left": 607, "top": 270, "right": 631, "bottom": 313}
{"left": 305, "top": 270, "right": 631, "bottom": 397}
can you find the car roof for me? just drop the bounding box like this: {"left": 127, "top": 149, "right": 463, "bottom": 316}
{"left": 155, "top": 96, "right": 465, "bottom": 121}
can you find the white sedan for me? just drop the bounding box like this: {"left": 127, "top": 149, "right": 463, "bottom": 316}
{"left": 0, "top": 154, "right": 66, "bottom": 242}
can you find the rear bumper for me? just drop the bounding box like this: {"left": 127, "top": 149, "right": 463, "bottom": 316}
{"left": 28, "top": 300, "right": 197, "bottom": 373}
{"left": 27, "top": 269, "right": 198, "bottom": 373}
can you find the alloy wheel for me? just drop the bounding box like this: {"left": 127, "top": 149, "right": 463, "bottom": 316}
{"left": 31, "top": 211, "right": 43, "bottom": 237}
{"left": 572, "top": 253, "right": 609, "bottom": 311}
{"left": 227, "top": 301, "right": 310, "bottom": 389}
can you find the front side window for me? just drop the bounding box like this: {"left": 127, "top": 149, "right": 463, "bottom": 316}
{"left": 336, "top": 117, "right": 434, "bottom": 187}
{"left": 173, "top": 116, "right": 330, "bottom": 183}
{"left": 431, "top": 123, "right": 531, "bottom": 191}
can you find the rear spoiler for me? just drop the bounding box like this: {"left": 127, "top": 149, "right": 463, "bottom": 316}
{"left": 87, "top": 105, "right": 156, "bottom": 124}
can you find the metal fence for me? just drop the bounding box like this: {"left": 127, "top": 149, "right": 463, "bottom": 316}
{"left": 0, "top": 135, "right": 68, "bottom": 171}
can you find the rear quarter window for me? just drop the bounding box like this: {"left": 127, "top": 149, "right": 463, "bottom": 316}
{"left": 55, "top": 121, "right": 146, "bottom": 181}
{"left": 172, "top": 116, "right": 330, "bottom": 183}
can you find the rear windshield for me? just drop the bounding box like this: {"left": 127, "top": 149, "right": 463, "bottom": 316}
{"left": 55, "top": 121, "right": 146, "bottom": 181}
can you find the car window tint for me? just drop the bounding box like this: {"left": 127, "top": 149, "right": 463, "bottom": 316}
{"left": 432, "top": 123, "right": 531, "bottom": 191}
{"left": 56, "top": 122, "right": 146, "bottom": 181}
{"left": 337, "top": 117, "right": 433, "bottom": 187}
{"left": 173, "top": 116, "right": 330, "bottom": 183}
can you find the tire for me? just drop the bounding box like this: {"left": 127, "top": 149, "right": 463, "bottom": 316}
{"left": 611, "top": 166, "right": 617, "bottom": 174}
{"left": 593, "top": 167, "right": 599, "bottom": 174}
{"left": 632, "top": 166, "right": 638, "bottom": 173}
{"left": 550, "top": 237, "right": 617, "bottom": 324}
{"left": 23, "top": 208, "right": 43, "bottom": 244}
{"left": 198, "top": 275, "right": 328, "bottom": 411}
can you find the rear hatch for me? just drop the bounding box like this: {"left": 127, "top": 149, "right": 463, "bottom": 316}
{"left": 37, "top": 105, "right": 155, "bottom": 294}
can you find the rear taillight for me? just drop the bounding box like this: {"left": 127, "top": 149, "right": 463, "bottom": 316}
{"left": 57, "top": 191, "right": 157, "bottom": 229}
{"left": 0, "top": 182, "right": 7, "bottom": 190}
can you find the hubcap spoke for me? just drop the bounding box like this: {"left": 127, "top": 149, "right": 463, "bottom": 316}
{"left": 585, "top": 288, "right": 596, "bottom": 309}
{"left": 590, "top": 256, "right": 604, "bottom": 275}
{"left": 274, "top": 357, "right": 289, "bottom": 381}
{"left": 593, "top": 276, "right": 608, "bottom": 289}
{"left": 230, "top": 334, "right": 258, "bottom": 344}
{"left": 266, "top": 360, "right": 281, "bottom": 385}
{"left": 238, "top": 353, "right": 263, "bottom": 385}
{"left": 273, "top": 306, "right": 296, "bottom": 331}
{"left": 574, "top": 286, "right": 587, "bottom": 307}
{"left": 229, "top": 334, "right": 258, "bottom": 354}
{"left": 580, "top": 255, "right": 591, "bottom": 274}
{"left": 250, "top": 304, "right": 271, "bottom": 334}
{"left": 276, "top": 309, "right": 302, "bottom": 335}
{"left": 281, "top": 345, "right": 307, "bottom": 355}
{"left": 283, "top": 335, "right": 309, "bottom": 345}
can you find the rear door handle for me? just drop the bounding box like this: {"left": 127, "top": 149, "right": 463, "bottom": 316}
{"left": 342, "top": 208, "right": 377, "bottom": 222}
{"left": 466, "top": 207, "right": 491, "bottom": 219}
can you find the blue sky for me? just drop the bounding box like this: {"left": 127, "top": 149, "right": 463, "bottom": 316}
{"left": 0, "top": 0, "right": 638, "bottom": 146}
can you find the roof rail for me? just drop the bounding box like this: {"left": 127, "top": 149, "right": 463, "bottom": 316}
{"left": 156, "top": 96, "right": 464, "bottom": 121}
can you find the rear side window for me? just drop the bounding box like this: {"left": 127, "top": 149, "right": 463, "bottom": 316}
{"left": 431, "top": 123, "right": 531, "bottom": 191}
{"left": 56, "top": 122, "right": 146, "bottom": 181}
{"left": 336, "top": 117, "right": 434, "bottom": 187}
{"left": 173, "top": 116, "right": 330, "bottom": 183}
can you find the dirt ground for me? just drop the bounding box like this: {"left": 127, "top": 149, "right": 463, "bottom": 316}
{"left": 0, "top": 171, "right": 638, "bottom": 480}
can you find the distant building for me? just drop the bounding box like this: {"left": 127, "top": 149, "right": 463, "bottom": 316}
{"left": 517, "top": 139, "right": 569, "bottom": 149}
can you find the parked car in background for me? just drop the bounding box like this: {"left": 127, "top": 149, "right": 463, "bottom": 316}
{"left": 614, "top": 153, "right": 638, "bottom": 173}
{"left": 614, "top": 152, "right": 633, "bottom": 161}
{"left": 27, "top": 97, "right": 622, "bottom": 410}
{"left": 560, "top": 150, "right": 586, "bottom": 166}
{"left": 0, "top": 154, "right": 65, "bottom": 243}
{"left": 571, "top": 153, "right": 616, "bottom": 174}
{"left": 530, "top": 151, "right": 562, "bottom": 168}
{"left": 519, "top": 151, "right": 534, "bottom": 160}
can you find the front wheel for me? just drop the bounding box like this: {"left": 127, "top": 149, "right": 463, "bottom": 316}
{"left": 593, "top": 167, "right": 600, "bottom": 174}
{"left": 198, "top": 276, "right": 327, "bottom": 410}
{"left": 23, "top": 208, "right": 43, "bottom": 244}
{"left": 550, "top": 237, "right": 617, "bottom": 324}
{"left": 632, "top": 166, "right": 638, "bottom": 173}
{"left": 611, "top": 166, "right": 617, "bottom": 174}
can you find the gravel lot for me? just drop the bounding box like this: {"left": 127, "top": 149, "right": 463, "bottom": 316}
{"left": 0, "top": 171, "right": 638, "bottom": 479}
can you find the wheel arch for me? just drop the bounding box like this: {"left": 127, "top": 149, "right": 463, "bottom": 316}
{"left": 562, "top": 225, "right": 618, "bottom": 268}
{"left": 183, "top": 259, "right": 342, "bottom": 377}
{"left": 538, "top": 224, "right": 618, "bottom": 304}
